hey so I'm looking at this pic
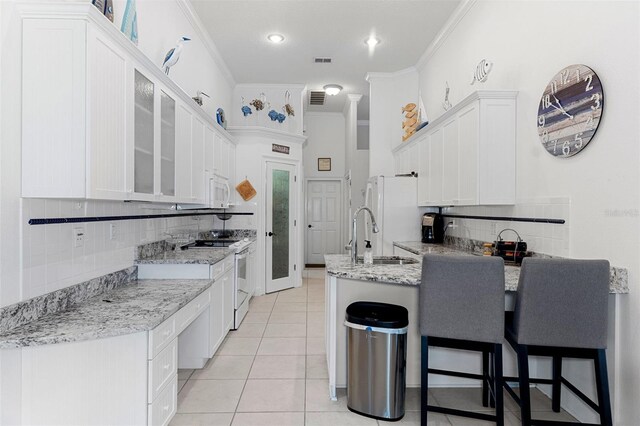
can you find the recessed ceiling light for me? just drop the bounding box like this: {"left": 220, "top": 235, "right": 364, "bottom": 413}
{"left": 323, "top": 84, "right": 343, "bottom": 96}
{"left": 365, "top": 36, "right": 380, "bottom": 47}
{"left": 267, "top": 34, "right": 285, "bottom": 43}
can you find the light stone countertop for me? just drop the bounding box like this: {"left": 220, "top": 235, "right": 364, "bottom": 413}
{"left": 325, "top": 241, "right": 627, "bottom": 293}
{"left": 135, "top": 247, "right": 233, "bottom": 265}
{"left": 0, "top": 279, "right": 212, "bottom": 349}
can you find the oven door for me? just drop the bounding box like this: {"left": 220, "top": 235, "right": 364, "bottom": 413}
{"left": 235, "top": 249, "right": 249, "bottom": 311}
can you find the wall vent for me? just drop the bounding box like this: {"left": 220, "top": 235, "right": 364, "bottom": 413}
{"left": 309, "top": 91, "right": 326, "bottom": 106}
{"left": 314, "top": 57, "right": 332, "bottom": 64}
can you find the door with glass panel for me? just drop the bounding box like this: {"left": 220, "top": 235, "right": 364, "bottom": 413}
{"left": 266, "top": 162, "right": 296, "bottom": 293}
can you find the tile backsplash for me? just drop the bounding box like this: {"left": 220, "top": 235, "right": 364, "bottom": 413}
{"left": 442, "top": 197, "right": 571, "bottom": 257}
{"left": 20, "top": 199, "right": 215, "bottom": 301}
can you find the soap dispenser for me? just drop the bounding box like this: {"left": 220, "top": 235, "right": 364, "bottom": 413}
{"left": 364, "top": 240, "right": 373, "bottom": 265}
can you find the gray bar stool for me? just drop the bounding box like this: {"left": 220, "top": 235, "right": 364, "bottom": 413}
{"left": 504, "top": 258, "right": 612, "bottom": 426}
{"left": 420, "top": 255, "right": 506, "bottom": 426}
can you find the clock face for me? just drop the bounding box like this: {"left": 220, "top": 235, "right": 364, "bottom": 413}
{"left": 537, "top": 64, "right": 603, "bottom": 157}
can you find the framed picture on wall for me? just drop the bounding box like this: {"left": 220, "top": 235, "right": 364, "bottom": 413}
{"left": 318, "top": 158, "right": 331, "bottom": 171}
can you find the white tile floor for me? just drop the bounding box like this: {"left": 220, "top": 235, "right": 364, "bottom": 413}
{"left": 171, "top": 269, "right": 578, "bottom": 426}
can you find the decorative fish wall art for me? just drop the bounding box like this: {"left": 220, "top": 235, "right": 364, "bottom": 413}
{"left": 240, "top": 97, "right": 252, "bottom": 116}
{"left": 471, "top": 59, "right": 493, "bottom": 85}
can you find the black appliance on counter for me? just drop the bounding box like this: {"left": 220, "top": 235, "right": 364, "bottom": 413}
{"left": 422, "top": 213, "right": 444, "bottom": 244}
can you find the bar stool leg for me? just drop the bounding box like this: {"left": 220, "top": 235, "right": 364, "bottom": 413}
{"left": 494, "top": 343, "right": 504, "bottom": 426}
{"left": 516, "top": 345, "right": 532, "bottom": 426}
{"left": 421, "top": 336, "right": 429, "bottom": 426}
{"left": 483, "top": 350, "right": 490, "bottom": 407}
{"left": 552, "top": 355, "right": 562, "bottom": 412}
{"left": 594, "top": 349, "right": 612, "bottom": 426}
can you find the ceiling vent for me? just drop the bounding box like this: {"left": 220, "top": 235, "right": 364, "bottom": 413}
{"left": 309, "top": 91, "right": 326, "bottom": 106}
{"left": 314, "top": 57, "right": 332, "bottom": 64}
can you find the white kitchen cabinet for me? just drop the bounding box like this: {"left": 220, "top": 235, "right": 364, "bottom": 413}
{"left": 20, "top": 4, "right": 236, "bottom": 204}
{"left": 191, "top": 116, "right": 206, "bottom": 204}
{"left": 22, "top": 19, "right": 130, "bottom": 199}
{"left": 222, "top": 268, "right": 235, "bottom": 332}
{"left": 403, "top": 91, "right": 517, "bottom": 207}
{"left": 427, "top": 128, "right": 444, "bottom": 206}
{"left": 175, "top": 104, "right": 193, "bottom": 202}
{"left": 441, "top": 117, "right": 459, "bottom": 205}
{"left": 417, "top": 136, "right": 429, "bottom": 205}
{"left": 209, "top": 278, "right": 225, "bottom": 356}
{"left": 133, "top": 69, "right": 156, "bottom": 199}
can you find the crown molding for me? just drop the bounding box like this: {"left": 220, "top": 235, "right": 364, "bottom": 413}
{"left": 227, "top": 126, "right": 308, "bottom": 145}
{"left": 415, "top": 0, "right": 477, "bottom": 70}
{"left": 347, "top": 94, "right": 363, "bottom": 103}
{"left": 365, "top": 66, "right": 417, "bottom": 82}
{"left": 176, "top": 0, "right": 236, "bottom": 86}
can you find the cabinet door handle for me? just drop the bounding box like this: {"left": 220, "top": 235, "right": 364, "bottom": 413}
{"left": 267, "top": 232, "right": 275, "bottom": 237}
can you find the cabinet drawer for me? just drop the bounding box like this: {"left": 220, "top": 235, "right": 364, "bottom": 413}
{"left": 148, "top": 338, "right": 177, "bottom": 403}
{"left": 148, "top": 374, "right": 177, "bottom": 426}
{"left": 176, "top": 289, "right": 211, "bottom": 334}
{"left": 210, "top": 261, "right": 225, "bottom": 281}
{"left": 149, "top": 316, "right": 176, "bottom": 359}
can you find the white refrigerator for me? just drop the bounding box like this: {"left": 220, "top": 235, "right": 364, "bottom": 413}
{"left": 363, "top": 176, "right": 421, "bottom": 255}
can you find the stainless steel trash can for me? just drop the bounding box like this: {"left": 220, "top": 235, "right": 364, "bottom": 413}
{"left": 345, "top": 301, "right": 408, "bottom": 421}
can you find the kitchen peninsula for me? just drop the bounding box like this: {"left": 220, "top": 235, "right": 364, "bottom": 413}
{"left": 323, "top": 243, "right": 628, "bottom": 402}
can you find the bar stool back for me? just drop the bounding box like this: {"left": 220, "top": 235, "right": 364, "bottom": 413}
{"left": 505, "top": 258, "right": 611, "bottom": 425}
{"left": 420, "top": 255, "right": 505, "bottom": 426}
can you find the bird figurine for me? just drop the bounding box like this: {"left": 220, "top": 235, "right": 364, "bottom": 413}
{"left": 162, "top": 36, "right": 191, "bottom": 75}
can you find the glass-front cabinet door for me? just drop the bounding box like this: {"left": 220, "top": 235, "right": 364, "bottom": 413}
{"left": 160, "top": 90, "right": 176, "bottom": 197}
{"left": 133, "top": 70, "right": 155, "bottom": 195}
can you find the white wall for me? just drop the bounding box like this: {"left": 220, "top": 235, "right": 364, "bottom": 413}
{"left": 303, "top": 113, "right": 345, "bottom": 179}
{"left": 111, "top": 0, "right": 234, "bottom": 118}
{"left": 417, "top": 1, "right": 639, "bottom": 422}
{"left": 231, "top": 84, "right": 305, "bottom": 135}
{"left": 367, "top": 69, "right": 419, "bottom": 177}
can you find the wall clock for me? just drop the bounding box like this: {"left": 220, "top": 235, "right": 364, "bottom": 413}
{"left": 537, "top": 64, "right": 603, "bottom": 157}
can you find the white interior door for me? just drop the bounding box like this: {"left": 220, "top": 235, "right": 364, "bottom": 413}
{"left": 306, "top": 180, "right": 342, "bottom": 265}
{"left": 266, "top": 162, "right": 296, "bottom": 293}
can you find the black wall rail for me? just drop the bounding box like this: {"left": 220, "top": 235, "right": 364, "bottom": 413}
{"left": 29, "top": 211, "right": 253, "bottom": 226}
{"left": 441, "top": 213, "right": 564, "bottom": 225}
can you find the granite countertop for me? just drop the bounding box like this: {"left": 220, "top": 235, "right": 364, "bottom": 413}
{"left": 325, "top": 241, "right": 627, "bottom": 293}
{"left": 0, "top": 279, "right": 212, "bottom": 349}
{"left": 135, "top": 247, "right": 233, "bottom": 265}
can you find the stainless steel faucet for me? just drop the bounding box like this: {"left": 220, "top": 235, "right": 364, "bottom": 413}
{"left": 350, "top": 206, "right": 379, "bottom": 265}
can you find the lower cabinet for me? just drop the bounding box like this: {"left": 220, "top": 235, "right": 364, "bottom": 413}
{"left": 209, "top": 278, "right": 225, "bottom": 356}
{"left": 223, "top": 268, "right": 235, "bottom": 332}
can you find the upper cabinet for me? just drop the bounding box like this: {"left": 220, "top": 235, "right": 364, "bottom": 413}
{"left": 20, "top": 5, "right": 234, "bottom": 205}
{"left": 395, "top": 91, "right": 517, "bottom": 207}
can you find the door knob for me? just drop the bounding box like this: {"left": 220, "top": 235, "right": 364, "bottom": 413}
{"left": 268, "top": 232, "right": 275, "bottom": 236}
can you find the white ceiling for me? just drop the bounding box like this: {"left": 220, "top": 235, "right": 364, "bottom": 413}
{"left": 190, "top": 0, "right": 461, "bottom": 120}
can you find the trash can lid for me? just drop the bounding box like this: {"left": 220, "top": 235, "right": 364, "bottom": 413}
{"left": 345, "top": 301, "right": 409, "bottom": 328}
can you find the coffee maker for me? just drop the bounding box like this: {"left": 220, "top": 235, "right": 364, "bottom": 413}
{"left": 422, "top": 213, "right": 444, "bottom": 244}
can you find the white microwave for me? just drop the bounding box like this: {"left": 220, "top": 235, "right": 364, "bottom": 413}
{"left": 209, "top": 174, "right": 231, "bottom": 208}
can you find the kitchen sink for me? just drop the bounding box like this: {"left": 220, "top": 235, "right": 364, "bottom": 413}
{"left": 357, "top": 256, "right": 419, "bottom": 265}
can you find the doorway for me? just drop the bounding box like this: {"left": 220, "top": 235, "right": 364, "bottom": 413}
{"left": 305, "top": 179, "right": 342, "bottom": 266}
{"left": 265, "top": 162, "right": 296, "bottom": 293}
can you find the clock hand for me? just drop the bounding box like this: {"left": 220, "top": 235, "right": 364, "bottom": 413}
{"left": 551, "top": 94, "right": 574, "bottom": 119}
{"left": 549, "top": 102, "right": 574, "bottom": 120}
